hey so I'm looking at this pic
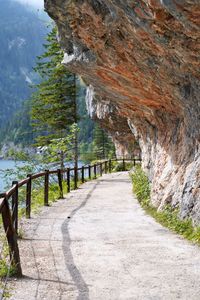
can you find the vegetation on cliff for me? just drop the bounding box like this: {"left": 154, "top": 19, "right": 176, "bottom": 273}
{"left": 132, "top": 166, "right": 200, "bottom": 245}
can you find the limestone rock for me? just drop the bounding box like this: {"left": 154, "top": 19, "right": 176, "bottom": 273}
{"left": 45, "top": 0, "right": 200, "bottom": 222}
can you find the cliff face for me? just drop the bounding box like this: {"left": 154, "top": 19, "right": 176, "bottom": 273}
{"left": 45, "top": 0, "right": 200, "bottom": 222}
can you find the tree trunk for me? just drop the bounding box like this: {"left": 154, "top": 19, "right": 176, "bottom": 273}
{"left": 60, "top": 150, "right": 64, "bottom": 180}
{"left": 73, "top": 74, "right": 78, "bottom": 171}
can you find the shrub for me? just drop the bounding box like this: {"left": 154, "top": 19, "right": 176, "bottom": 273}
{"left": 131, "top": 166, "right": 200, "bottom": 245}
{"left": 112, "top": 161, "right": 134, "bottom": 172}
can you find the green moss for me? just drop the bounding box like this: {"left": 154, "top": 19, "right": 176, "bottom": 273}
{"left": 131, "top": 165, "right": 200, "bottom": 245}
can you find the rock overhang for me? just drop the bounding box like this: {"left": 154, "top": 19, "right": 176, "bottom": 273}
{"left": 45, "top": 0, "right": 200, "bottom": 222}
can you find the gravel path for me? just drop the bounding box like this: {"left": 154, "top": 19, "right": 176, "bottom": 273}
{"left": 9, "top": 172, "right": 200, "bottom": 300}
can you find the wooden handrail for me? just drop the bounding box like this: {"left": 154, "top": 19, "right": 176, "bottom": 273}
{"left": 0, "top": 197, "right": 5, "bottom": 212}
{"left": 31, "top": 172, "right": 46, "bottom": 180}
{"left": 49, "top": 170, "right": 58, "bottom": 175}
{"left": 6, "top": 184, "right": 18, "bottom": 198}
{"left": 0, "top": 158, "right": 141, "bottom": 201}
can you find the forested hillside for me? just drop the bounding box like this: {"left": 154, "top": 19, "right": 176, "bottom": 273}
{"left": 0, "top": 0, "right": 48, "bottom": 141}
{"left": 0, "top": 1, "right": 115, "bottom": 161}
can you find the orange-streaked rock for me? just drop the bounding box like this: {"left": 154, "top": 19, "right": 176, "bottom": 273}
{"left": 45, "top": 0, "right": 200, "bottom": 222}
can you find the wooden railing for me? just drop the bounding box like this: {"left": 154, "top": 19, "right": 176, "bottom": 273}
{"left": 0, "top": 157, "right": 141, "bottom": 280}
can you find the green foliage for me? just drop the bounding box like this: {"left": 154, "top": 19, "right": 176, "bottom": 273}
{"left": 92, "top": 124, "right": 115, "bottom": 159}
{"left": 30, "top": 181, "right": 68, "bottom": 214}
{"left": 0, "top": 282, "right": 11, "bottom": 299}
{"left": 31, "top": 27, "right": 78, "bottom": 146}
{"left": 0, "top": 100, "right": 35, "bottom": 146}
{"left": 112, "top": 161, "right": 134, "bottom": 172}
{"left": 0, "top": 225, "right": 17, "bottom": 280}
{"left": 0, "top": 259, "right": 16, "bottom": 278}
{"left": 39, "top": 124, "right": 80, "bottom": 169}
{"left": 131, "top": 166, "right": 200, "bottom": 245}
{"left": 80, "top": 123, "right": 115, "bottom": 162}
{"left": 132, "top": 165, "right": 150, "bottom": 205}
{"left": 30, "top": 26, "right": 80, "bottom": 169}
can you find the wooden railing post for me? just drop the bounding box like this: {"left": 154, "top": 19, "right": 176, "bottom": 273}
{"left": 67, "top": 168, "right": 70, "bottom": 193}
{"left": 74, "top": 167, "right": 78, "bottom": 189}
{"left": 123, "top": 158, "right": 125, "bottom": 171}
{"left": 88, "top": 165, "right": 91, "bottom": 180}
{"left": 26, "top": 174, "right": 32, "bottom": 219}
{"left": 134, "top": 158, "right": 136, "bottom": 166}
{"left": 105, "top": 161, "right": 108, "bottom": 174}
{"left": 57, "top": 169, "right": 63, "bottom": 198}
{"left": 109, "top": 159, "right": 112, "bottom": 173}
{"left": 1, "top": 195, "right": 22, "bottom": 277}
{"left": 94, "top": 164, "right": 97, "bottom": 179}
{"left": 12, "top": 181, "right": 18, "bottom": 235}
{"left": 44, "top": 170, "right": 49, "bottom": 206}
{"left": 81, "top": 166, "right": 85, "bottom": 183}
{"left": 100, "top": 163, "right": 103, "bottom": 176}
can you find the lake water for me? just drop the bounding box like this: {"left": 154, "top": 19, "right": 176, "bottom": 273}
{"left": 0, "top": 160, "right": 89, "bottom": 193}
{"left": 0, "top": 160, "right": 25, "bottom": 193}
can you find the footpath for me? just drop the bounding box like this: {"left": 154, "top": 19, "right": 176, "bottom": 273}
{"left": 9, "top": 172, "right": 200, "bottom": 300}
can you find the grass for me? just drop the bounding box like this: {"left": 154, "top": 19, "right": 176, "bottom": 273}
{"left": 131, "top": 165, "right": 200, "bottom": 245}
{"left": 111, "top": 161, "right": 134, "bottom": 172}
{"left": 0, "top": 226, "right": 18, "bottom": 283}
{"left": 0, "top": 259, "right": 16, "bottom": 278}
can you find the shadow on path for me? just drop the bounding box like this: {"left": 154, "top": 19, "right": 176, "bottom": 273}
{"left": 61, "top": 182, "right": 99, "bottom": 300}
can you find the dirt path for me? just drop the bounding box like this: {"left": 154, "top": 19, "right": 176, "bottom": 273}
{"left": 9, "top": 172, "right": 200, "bottom": 300}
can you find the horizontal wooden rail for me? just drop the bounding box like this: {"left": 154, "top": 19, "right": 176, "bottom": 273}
{"left": 5, "top": 185, "right": 17, "bottom": 198}
{"left": 31, "top": 172, "right": 46, "bottom": 180}
{"left": 49, "top": 170, "right": 58, "bottom": 175}
{"left": 0, "top": 197, "right": 5, "bottom": 212}
{"left": 17, "top": 178, "right": 29, "bottom": 188}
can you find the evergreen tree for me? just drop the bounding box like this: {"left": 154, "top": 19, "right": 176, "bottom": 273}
{"left": 92, "top": 124, "right": 115, "bottom": 160}
{"left": 31, "top": 27, "right": 78, "bottom": 170}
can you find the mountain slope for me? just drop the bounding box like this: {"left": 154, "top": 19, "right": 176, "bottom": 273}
{"left": 0, "top": 0, "right": 49, "bottom": 133}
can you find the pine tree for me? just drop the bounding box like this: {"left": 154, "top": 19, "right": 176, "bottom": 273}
{"left": 92, "top": 124, "right": 115, "bottom": 160}
{"left": 31, "top": 26, "right": 79, "bottom": 170}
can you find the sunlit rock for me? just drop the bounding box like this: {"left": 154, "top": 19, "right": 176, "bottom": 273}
{"left": 45, "top": 0, "right": 200, "bottom": 223}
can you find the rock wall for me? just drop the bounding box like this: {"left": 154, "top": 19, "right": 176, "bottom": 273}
{"left": 45, "top": 0, "right": 200, "bottom": 223}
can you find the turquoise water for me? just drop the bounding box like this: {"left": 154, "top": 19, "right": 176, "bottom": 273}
{"left": 0, "top": 160, "right": 88, "bottom": 193}
{"left": 0, "top": 160, "right": 24, "bottom": 193}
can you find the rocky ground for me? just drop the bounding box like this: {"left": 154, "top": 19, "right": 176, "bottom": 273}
{"left": 8, "top": 172, "right": 200, "bottom": 299}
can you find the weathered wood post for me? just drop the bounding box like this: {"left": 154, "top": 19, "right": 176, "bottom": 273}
{"left": 109, "top": 159, "right": 112, "bottom": 173}
{"left": 100, "top": 162, "right": 103, "bottom": 176}
{"left": 88, "top": 165, "right": 91, "bottom": 180}
{"left": 26, "top": 174, "right": 32, "bottom": 219}
{"left": 44, "top": 170, "right": 49, "bottom": 206}
{"left": 57, "top": 169, "right": 63, "bottom": 198}
{"left": 12, "top": 181, "right": 18, "bottom": 235}
{"left": 94, "top": 164, "right": 97, "bottom": 179}
{"left": 133, "top": 158, "right": 136, "bottom": 166}
{"left": 123, "top": 158, "right": 125, "bottom": 171}
{"left": 105, "top": 161, "right": 108, "bottom": 174}
{"left": 81, "top": 166, "right": 85, "bottom": 183}
{"left": 74, "top": 167, "right": 78, "bottom": 189}
{"left": 1, "top": 195, "right": 22, "bottom": 276}
{"left": 67, "top": 168, "right": 70, "bottom": 193}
